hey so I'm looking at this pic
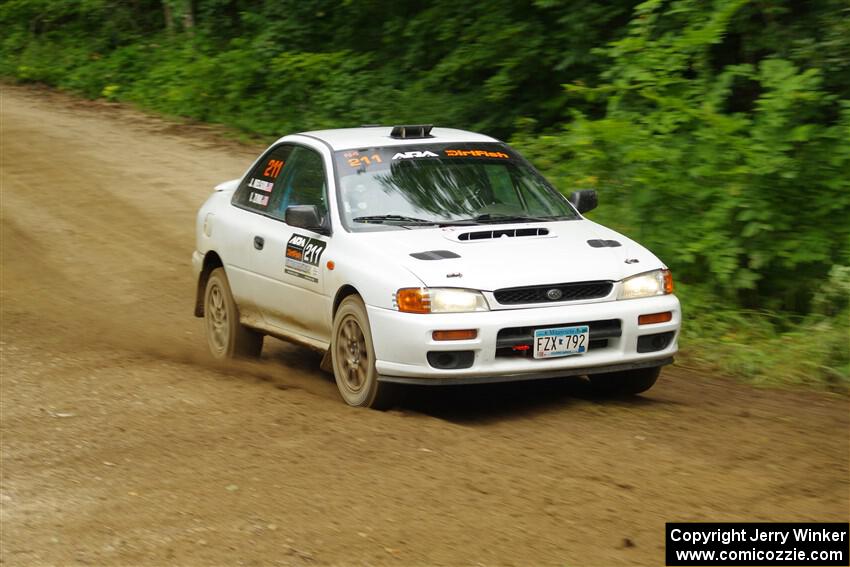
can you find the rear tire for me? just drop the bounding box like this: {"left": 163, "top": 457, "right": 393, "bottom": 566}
{"left": 331, "top": 295, "right": 395, "bottom": 409}
{"left": 204, "top": 267, "right": 263, "bottom": 360}
{"left": 588, "top": 366, "right": 661, "bottom": 396}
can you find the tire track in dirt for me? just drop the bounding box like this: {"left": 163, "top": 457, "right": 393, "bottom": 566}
{"left": 1, "top": 85, "right": 848, "bottom": 567}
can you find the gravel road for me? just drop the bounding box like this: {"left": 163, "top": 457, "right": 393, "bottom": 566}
{"left": 1, "top": 85, "right": 847, "bottom": 566}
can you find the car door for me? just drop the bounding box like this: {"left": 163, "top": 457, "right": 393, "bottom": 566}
{"left": 247, "top": 144, "right": 334, "bottom": 344}
{"left": 225, "top": 143, "right": 295, "bottom": 323}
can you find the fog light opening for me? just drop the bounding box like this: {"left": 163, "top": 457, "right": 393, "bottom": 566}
{"left": 426, "top": 350, "right": 475, "bottom": 370}
{"left": 437, "top": 353, "right": 455, "bottom": 367}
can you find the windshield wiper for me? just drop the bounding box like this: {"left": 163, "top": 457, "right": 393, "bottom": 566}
{"left": 462, "top": 213, "right": 559, "bottom": 224}
{"left": 352, "top": 215, "right": 477, "bottom": 227}
{"left": 352, "top": 215, "right": 440, "bottom": 227}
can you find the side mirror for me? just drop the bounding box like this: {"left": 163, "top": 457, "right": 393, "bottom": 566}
{"left": 568, "top": 190, "right": 598, "bottom": 214}
{"left": 285, "top": 205, "right": 327, "bottom": 234}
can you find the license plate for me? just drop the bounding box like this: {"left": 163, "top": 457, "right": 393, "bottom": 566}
{"left": 533, "top": 325, "right": 590, "bottom": 359}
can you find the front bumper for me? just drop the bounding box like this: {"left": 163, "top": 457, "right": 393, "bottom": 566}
{"left": 367, "top": 294, "right": 680, "bottom": 384}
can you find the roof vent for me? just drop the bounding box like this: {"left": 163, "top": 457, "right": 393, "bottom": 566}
{"left": 458, "top": 227, "right": 549, "bottom": 241}
{"left": 390, "top": 124, "right": 434, "bottom": 139}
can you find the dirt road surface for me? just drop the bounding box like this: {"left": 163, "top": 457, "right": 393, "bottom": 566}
{"left": 1, "top": 85, "right": 848, "bottom": 567}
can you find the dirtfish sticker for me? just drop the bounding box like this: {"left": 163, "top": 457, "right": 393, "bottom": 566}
{"left": 444, "top": 149, "right": 510, "bottom": 159}
{"left": 285, "top": 234, "right": 326, "bottom": 283}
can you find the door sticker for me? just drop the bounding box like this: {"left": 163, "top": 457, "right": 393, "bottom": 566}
{"left": 285, "top": 234, "right": 326, "bottom": 283}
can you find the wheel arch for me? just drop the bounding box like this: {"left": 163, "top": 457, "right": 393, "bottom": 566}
{"left": 194, "top": 251, "right": 224, "bottom": 317}
{"left": 319, "top": 284, "right": 362, "bottom": 373}
{"left": 332, "top": 284, "right": 361, "bottom": 319}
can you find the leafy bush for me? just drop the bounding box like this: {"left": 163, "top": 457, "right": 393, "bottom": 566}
{"left": 515, "top": 0, "right": 850, "bottom": 311}
{"left": 513, "top": 0, "right": 849, "bottom": 387}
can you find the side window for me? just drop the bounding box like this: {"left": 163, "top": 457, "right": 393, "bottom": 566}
{"left": 269, "top": 147, "right": 328, "bottom": 221}
{"left": 234, "top": 145, "right": 294, "bottom": 212}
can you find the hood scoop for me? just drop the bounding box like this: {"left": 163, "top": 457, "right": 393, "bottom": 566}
{"left": 410, "top": 250, "right": 461, "bottom": 260}
{"left": 458, "top": 227, "right": 549, "bottom": 241}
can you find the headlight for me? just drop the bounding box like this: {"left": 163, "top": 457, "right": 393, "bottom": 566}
{"left": 396, "top": 288, "right": 490, "bottom": 313}
{"left": 618, "top": 269, "right": 673, "bottom": 300}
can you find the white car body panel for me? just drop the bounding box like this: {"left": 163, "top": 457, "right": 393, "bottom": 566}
{"left": 353, "top": 220, "right": 662, "bottom": 292}
{"left": 196, "top": 189, "right": 258, "bottom": 314}
{"left": 247, "top": 214, "right": 332, "bottom": 341}
{"left": 194, "top": 126, "right": 681, "bottom": 384}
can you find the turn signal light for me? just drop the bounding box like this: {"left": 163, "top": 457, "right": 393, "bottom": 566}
{"left": 432, "top": 329, "right": 478, "bottom": 341}
{"left": 396, "top": 288, "right": 430, "bottom": 314}
{"left": 663, "top": 269, "right": 674, "bottom": 294}
{"left": 639, "top": 311, "right": 673, "bottom": 325}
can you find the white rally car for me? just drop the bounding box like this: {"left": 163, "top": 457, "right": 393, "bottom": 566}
{"left": 193, "top": 125, "right": 680, "bottom": 408}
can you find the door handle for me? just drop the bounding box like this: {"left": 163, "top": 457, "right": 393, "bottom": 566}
{"left": 253, "top": 236, "right": 265, "bottom": 250}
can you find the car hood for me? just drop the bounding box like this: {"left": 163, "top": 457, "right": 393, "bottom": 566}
{"left": 355, "top": 220, "right": 666, "bottom": 291}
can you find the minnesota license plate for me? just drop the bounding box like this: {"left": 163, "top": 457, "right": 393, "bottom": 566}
{"left": 533, "top": 325, "right": 590, "bottom": 359}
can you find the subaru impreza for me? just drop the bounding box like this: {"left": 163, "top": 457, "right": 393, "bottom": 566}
{"left": 193, "top": 125, "right": 680, "bottom": 408}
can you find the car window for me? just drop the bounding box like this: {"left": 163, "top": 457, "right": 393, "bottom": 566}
{"left": 485, "top": 165, "right": 522, "bottom": 208}
{"left": 515, "top": 170, "right": 564, "bottom": 216}
{"left": 269, "top": 147, "right": 328, "bottom": 222}
{"left": 333, "top": 143, "right": 578, "bottom": 231}
{"left": 233, "top": 145, "right": 294, "bottom": 212}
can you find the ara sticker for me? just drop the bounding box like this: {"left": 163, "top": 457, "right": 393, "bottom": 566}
{"left": 248, "top": 192, "right": 269, "bottom": 207}
{"left": 392, "top": 150, "right": 439, "bottom": 160}
{"left": 445, "top": 149, "right": 509, "bottom": 159}
{"left": 248, "top": 178, "right": 274, "bottom": 192}
{"left": 284, "top": 234, "right": 326, "bottom": 283}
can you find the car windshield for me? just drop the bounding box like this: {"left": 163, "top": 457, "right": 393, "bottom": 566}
{"left": 333, "top": 143, "right": 579, "bottom": 231}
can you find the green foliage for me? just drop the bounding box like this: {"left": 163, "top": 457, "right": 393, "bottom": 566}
{"left": 1, "top": 0, "right": 847, "bottom": 386}
{"left": 676, "top": 274, "right": 849, "bottom": 390}
{"left": 512, "top": 0, "right": 850, "bottom": 386}
{"left": 515, "top": 0, "right": 850, "bottom": 314}
{"left": 0, "top": 0, "right": 634, "bottom": 137}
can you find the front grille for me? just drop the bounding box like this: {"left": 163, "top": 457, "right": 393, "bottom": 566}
{"left": 494, "top": 280, "right": 613, "bottom": 305}
{"left": 496, "top": 319, "right": 621, "bottom": 358}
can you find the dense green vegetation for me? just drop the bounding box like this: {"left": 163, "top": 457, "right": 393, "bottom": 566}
{"left": 2, "top": 0, "right": 848, "bottom": 387}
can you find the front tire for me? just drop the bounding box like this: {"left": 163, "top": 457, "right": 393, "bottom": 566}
{"left": 204, "top": 267, "right": 263, "bottom": 360}
{"left": 331, "top": 295, "right": 395, "bottom": 409}
{"left": 588, "top": 366, "right": 661, "bottom": 396}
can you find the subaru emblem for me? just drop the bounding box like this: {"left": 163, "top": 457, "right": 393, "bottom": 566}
{"left": 546, "top": 288, "right": 563, "bottom": 300}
